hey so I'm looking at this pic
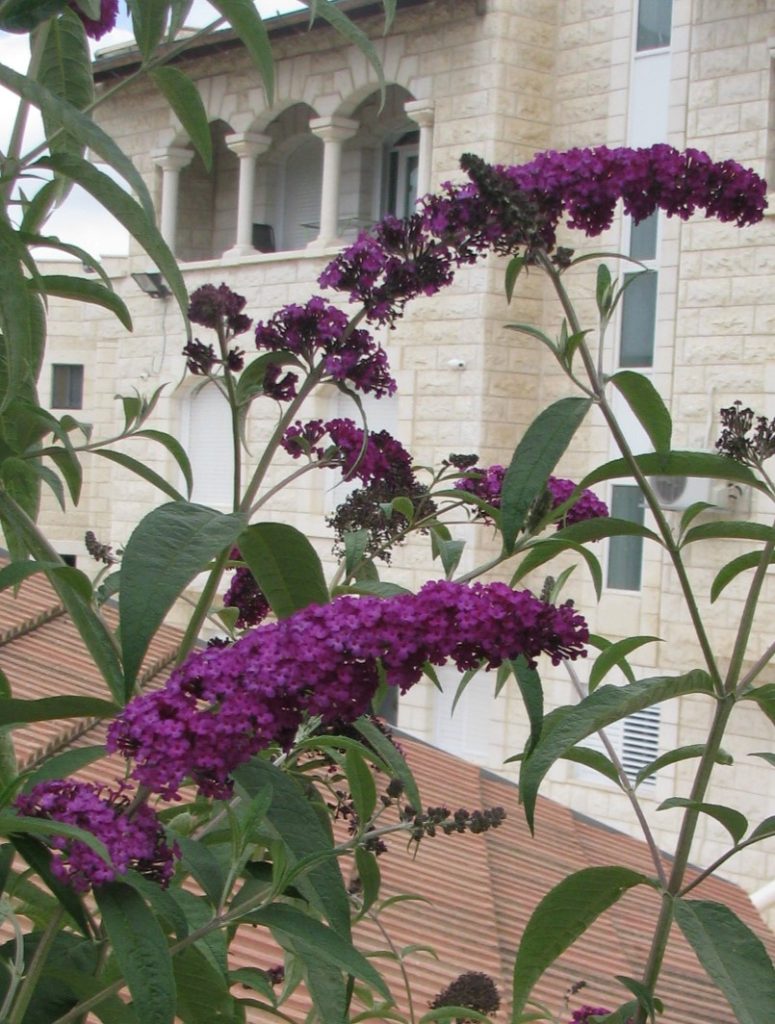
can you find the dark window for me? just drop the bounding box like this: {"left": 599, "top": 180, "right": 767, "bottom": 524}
{"left": 629, "top": 211, "right": 658, "bottom": 261}
{"left": 619, "top": 271, "right": 658, "bottom": 367}
{"left": 607, "top": 484, "right": 644, "bottom": 591}
{"left": 385, "top": 131, "right": 419, "bottom": 218}
{"left": 51, "top": 365, "right": 84, "bottom": 409}
{"left": 637, "top": 0, "right": 672, "bottom": 51}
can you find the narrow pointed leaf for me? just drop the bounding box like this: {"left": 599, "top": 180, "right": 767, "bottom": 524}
{"left": 20, "top": 745, "right": 107, "bottom": 791}
{"left": 561, "top": 746, "right": 622, "bottom": 786}
{"left": 36, "top": 9, "right": 93, "bottom": 161}
{"left": 345, "top": 747, "right": 377, "bottom": 823}
{"left": 151, "top": 67, "right": 212, "bottom": 171}
{"left": 505, "top": 322, "right": 557, "bottom": 352}
{"left": 20, "top": 229, "right": 112, "bottom": 286}
{"left": 740, "top": 683, "right": 775, "bottom": 727}
{"left": 588, "top": 635, "right": 661, "bottom": 691}
{"left": 94, "top": 449, "right": 186, "bottom": 502}
{"left": 95, "top": 881, "right": 176, "bottom": 1024}
{"left": 209, "top": 0, "right": 274, "bottom": 102}
{"left": 635, "top": 744, "right": 732, "bottom": 789}
{"left": 10, "top": 834, "right": 92, "bottom": 935}
{"left": 43, "top": 445, "right": 83, "bottom": 504}
{"left": 750, "top": 752, "right": 775, "bottom": 769}
{"left": 0, "top": 696, "right": 118, "bottom": 727}
{"left": 234, "top": 758, "right": 351, "bottom": 938}
{"left": 748, "top": 815, "right": 775, "bottom": 842}
{"left": 681, "top": 520, "right": 775, "bottom": 547}
{"left": 581, "top": 450, "right": 766, "bottom": 495}
{"left": 609, "top": 370, "right": 671, "bottom": 453}
{"left": 355, "top": 715, "right": 422, "bottom": 815}
{"left": 134, "top": 429, "right": 194, "bottom": 498}
{"left": 504, "top": 256, "right": 525, "bottom": 302}
{"left": 120, "top": 503, "right": 246, "bottom": 690}
{"left": 554, "top": 516, "right": 660, "bottom": 545}
{"left": 511, "top": 538, "right": 603, "bottom": 600}
{"left": 31, "top": 275, "right": 132, "bottom": 330}
{"left": 175, "top": 835, "right": 227, "bottom": 907}
{"left": 236, "top": 522, "right": 328, "bottom": 619}
{"left": 511, "top": 866, "right": 649, "bottom": 1020}
{"left": 131, "top": 0, "right": 168, "bottom": 60}
{"left": 511, "top": 656, "right": 543, "bottom": 755}
{"left": 249, "top": 903, "right": 390, "bottom": 999}
{"left": 354, "top": 846, "right": 381, "bottom": 915}
{"left": 711, "top": 550, "right": 775, "bottom": 603}
{"left": 0, "top": 64, "right": 154, "bottom": 216}
{"left": 35, "top": 154, "right": 188, "bottom": 323}
{"left": 0, "top": 217, "right": 36, "bottom": 413}
{"left": 519, "top": 670, "right": 715, "bottom": 830}
{"left": 674, "top": 899, "right": 775, "bottom": 1024}
{"left": 174, "top": 944, "right": 235, "bottom": 1024}
{"left": 501, "top": 397, "right": 591, "bottom": 550}
{"left": 658, "top": 798, "right": 748, "bottom": 845}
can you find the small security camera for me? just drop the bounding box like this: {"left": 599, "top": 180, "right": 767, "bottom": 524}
{"left": 447, "top": 357, "right": 466, "bottom": 369}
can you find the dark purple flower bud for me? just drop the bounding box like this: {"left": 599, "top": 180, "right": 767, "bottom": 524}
{"left": 262, "top": 363, "right": 299, "bottom": 401}
{"left": 188, "top": 283, "right": 252, "bottom": 336}
{"left": 570, "top": 1007, "right": 614, "bottom": 1024}
{"left": 68, "top": 0, "right": 118, "bottom": 39}
{"left": 182, "top": 339, "right": 218, "bottom": 375}
{"left": 430, "top": 972, "right": 501, "bottom": 1020}
{"left": 225, "top": 347, "right": 245, "bottom": 372}
{"left": 224, "top": 566, "right": 270, "bottom": 630}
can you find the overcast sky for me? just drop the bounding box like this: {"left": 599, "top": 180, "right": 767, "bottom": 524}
{"left": 2, "top": 1, "right": 303, "bottom": 259}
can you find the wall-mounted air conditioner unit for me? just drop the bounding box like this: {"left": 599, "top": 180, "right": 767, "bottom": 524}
{"left": 649, "top": 476, "right": 750, "bottom": 513}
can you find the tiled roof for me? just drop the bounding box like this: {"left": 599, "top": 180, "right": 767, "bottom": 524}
{"left": 1, "top": 565, "right": 772, "bottom": 1022}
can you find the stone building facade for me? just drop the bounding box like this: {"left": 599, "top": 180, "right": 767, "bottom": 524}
{"left": 34, "top": 0, "right": 775, "bottom": 923}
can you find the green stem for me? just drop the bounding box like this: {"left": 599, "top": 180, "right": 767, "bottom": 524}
{"left": 1, "top": 25, "right": 45, "bottom": 206}
{"left": 725, "top": 533, "right": 775, "bottom": 694}
{"left": 174, "top": 546, "right": 230, "bottom": 664}
{"left": 539, "top": 253, "right": 723, "bottom": 692}
{"left": 632, "top": 695, "right": 735, "bottom": 1024}
{"left": 9, "top": 905, "right": 64, "bottom": 1024}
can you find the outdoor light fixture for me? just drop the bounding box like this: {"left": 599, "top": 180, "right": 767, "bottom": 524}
{"left": 132, "top": 271, "right": 171, "bottom": 299}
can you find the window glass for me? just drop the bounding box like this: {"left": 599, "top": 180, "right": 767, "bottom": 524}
{"left": 51, "top": 364, "right": 84, "bottom": 409}
{"left": 385, "top": 131, "right": 419, "bottom": 218}
{"left": 619, "top": 271, "right": 657, "bottom": 367}
{"left": 186, "top": 383, "right": 234, "bottom": 508}
{"left": 607, "top": 484, "right": 644, "bottom": 590}
{"left": 629, "top": 211, "right": 658, "bottom": 261}
{"left": 636, "top": 0, "right": 672, "bottom": 51}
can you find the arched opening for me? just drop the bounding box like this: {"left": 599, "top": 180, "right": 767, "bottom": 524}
{"left": 176, "top": 120, "right": 238, "bottom": 261}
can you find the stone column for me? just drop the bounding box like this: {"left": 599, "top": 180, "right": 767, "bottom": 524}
{"left": 404, "top": 100, "right": 435, "bottom": 197}
{"left": 225, "top": 131, "right": 272, "bottom": 257}
{"left": 151, "top": 146, "right": 194, "bottom": 253}
{"left": 308, "top": 115, "right": 358, "bottom": 247}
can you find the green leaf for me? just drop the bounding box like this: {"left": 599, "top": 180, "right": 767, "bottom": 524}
{"left": 500, "top": 397, "right": 591, "bottom": 550}
{"left": 519, "top": 670, "right": 715, "bottom": 830}
{"left": 0, "top": 65, "right": 154, "bottom": 217}
{"left": 35, "top": 154, "right": 188, "bottom": 325}
{"left": 95, "top": 881, "right": 176, "bottom": 1024}
{"left": 354, "top": 846, "right": 381, "bottom": 915}
{"left": 343, "top": 529, "right": 370, "bottom": 579}
{"left": 554, "top": 516, "right": 661, "bottom": 545}
{"left": 614, "top": 977, "right": 662, "bottom": 1024}
{"left": 234, "top": 758, "right": 351, "bottom": 938}
{"left": 0, "top": 492, "right": 125, "bottom": 699}
{"left": 209, "top": 0, "right": 274, "bottom": 102}
{"left": 750, "top": 752, "right": 775, "bottom": 768}
{"left": 43, "top": 444, "right": 83, "bottom": 505}
{"left": 748, "top": 815, "right": 775, "bottom": 843}
{"left": 588, "top": 635, "right": 661, "bottom": 691}
{"left": 234, "top": 351, "right": 302, "bottom": 406}
{"left": 174, "top": 944, "right": 236, "bottom": 1024}
{"left": 740, "top": 683, "right": 775, "bottom": 727}
{"left": 511, "top": 537, "right": 603, "bottom": 600}
{"left": 658, "top": 798, "right": 748, "bottom": 844}
{"left": 595, "top": 263, "right": 613, "bottom": 317}
{"left": 561, "top": 746, "right": 622, "bottom": 786}
{"left": 94, "top": 448, "right": 186, "bottom": 502}
{"left": 581, "top": 450, "right": 766, "bottom": 495}
{"left": 345, "top": 747, "right": 377, "bottom": 824}
{"left": 674, "top": 899, "right": 775, "bottom": 1024}
{"left": 236, "top": 522, "right": 329, "bottom": 619}
{"left": 354, "top": 715, "right": 422, "bottom": 815}
{"left": 0, "top": 217, "right": 37, "bottom": 413}
{"left": 20, "top": 745, "right": 107, "bottom": 791}
{"left": 430, "top": 530, "right": 464, "bottom": 578}
{"left": 0, "top": 0, "right": 64, "bottom": 32}
{"left": 711, "top": 550, "right": 775, "bottom": 603}
{"left": 0, "top": 696, "right": 118, "bottom": 727}
{"left": 511, "top": 656, "right": 543, "bottom": 755}
{"left": 679, "top": 500, "right": 716, "bottom": 533}
{"left": 504, "top": 256, "right": 525, "bottom": 302}
{"left": 511, "top": 866, "right": 649, "bottom": 1020}
{"left": 130, "top": 0, "right": 168, "bottom": 61}
{"left": 681, "top": 520, "right": 775, "bottom": 547}
{"left": 132, "top": 429, "right": 194, "bottom": 498}
{"left": 1, "top": 813, "right": 111, "bottom": 861}
{"left": 248, "top": 903, "right": 390, "bottom": 999}
{"left": 32, "top": 274, "right": 132, "bottom": 330}
{"left": 175, "top": 835, "right": 228, "bottom": 907}
{"left": 119, "top": 503, "right": 245, "bottom": 690}
{"left": 36, "top": 9, "right": 94, "bottom": 162}
{"left": 505, "top": 322, "right": 557, "bottom": 354}
{"left": 635, "top": 744, "right": 732, "bottom": 789}
{"left": 608, "top": 370, "right": 672, "bottom": 453}
{"left": 151, "top": 67, "right": 212, "bottom": 171}
{"left": 10, "top": 834, "right": 92, "bottom": 936}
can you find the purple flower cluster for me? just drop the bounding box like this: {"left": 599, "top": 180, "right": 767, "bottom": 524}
{"left": 570, "top": 1008, "right": 612, "bottom": 1024}
{"left": 107, "top": 580, "right": 588, "bottom": 799}
{"left": 68, "top": 0, "right": 118, "bottom": 39}
{"left": 282, "top": 417, "right": 415, "bottom": 487}
{"left": 15, "top": 781, "right": 177, "bottom": 892}
{"left": 547, "top": 475, "right": 609, "bottom": 525}
{"left": 188, "top": 283, "right": 252, "bottom": 337}
{"left": 254, "top": 296, "right": 395, "bottom": 398}
{"left": 320, "top": 146, "right": 766, "bottom": 325}
{"left": 455, "top": 466, "right": 608, "bottom": 528}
